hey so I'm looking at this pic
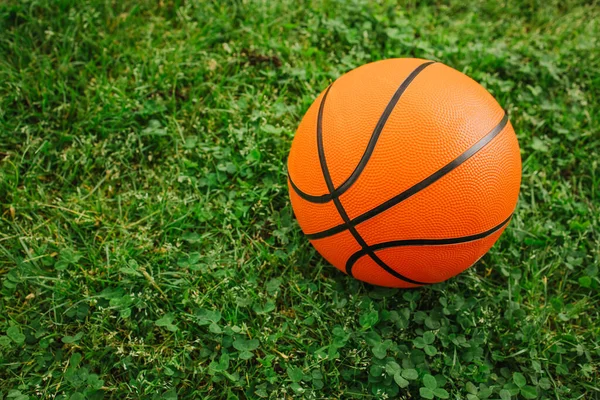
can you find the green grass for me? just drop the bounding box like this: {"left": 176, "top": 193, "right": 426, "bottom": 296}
{"left": 0, "top": 0, "right": 599, "bottom": 398}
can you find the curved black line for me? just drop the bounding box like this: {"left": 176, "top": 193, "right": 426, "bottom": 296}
{"left": 315, "top": 83, "right": 426, "bottom": 285}
{"left": 288, "top": 176, "right": 329, "bottom": 203}
{"left": 345, "top": 213, "right": 513, "bottom": 278}
{"left": 289, "top": 61, "right": 436, "bottom": 204}
{"left": 306, "top": 112, "right": 510, "bottom": 240}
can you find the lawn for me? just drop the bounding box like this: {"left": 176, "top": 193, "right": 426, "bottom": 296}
{"left": 0, "top": 0, "right": 599, "bottom": 398}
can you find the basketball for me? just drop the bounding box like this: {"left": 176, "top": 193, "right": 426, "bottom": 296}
{"left": 287, "top": 58, "right": 521, "bottom": 288}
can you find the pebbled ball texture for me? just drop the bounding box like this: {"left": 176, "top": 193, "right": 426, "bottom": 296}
{"left": 287, "top": 58, "right": 521, "bottom": 288}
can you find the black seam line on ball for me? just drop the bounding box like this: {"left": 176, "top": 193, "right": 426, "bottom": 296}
{"left": 306, "top": 111, "right": 510, "bottom": 241}
{"left": 288, "top": 61, "right": 436, "bottom": 204}
{"left": 315, "top": 83, "right": 427, "bottom": 286}
{"left": 345, "top": 213, "right": 513, "bottom": 278}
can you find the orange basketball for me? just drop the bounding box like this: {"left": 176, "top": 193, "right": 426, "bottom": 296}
{"left": 287, "top": 58, "right": 521, "bottom": 288}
